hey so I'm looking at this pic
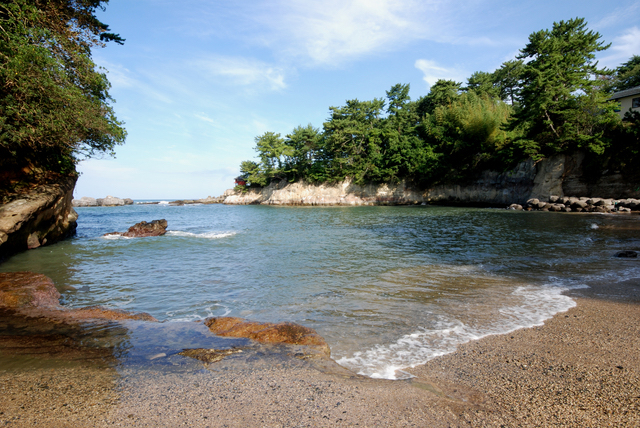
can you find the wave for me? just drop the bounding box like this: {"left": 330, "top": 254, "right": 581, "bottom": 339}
{"left": 336, "top": 283, "right": 575, "bottom": 380}
{"left": 165, "top": 230, "right": 237, "bottom": 239}
{"left": 101, "top": 234, "right": 133, "bottom": 240}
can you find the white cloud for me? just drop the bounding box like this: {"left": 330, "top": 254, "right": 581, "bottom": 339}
{"left": 594, "top": 1, "right": 640, "bottom": 29}
{"left": 261, "top": 0, "right": 446, "bottom": 66}
{"left": 196, "top": 56, "right": 286, "bottom": 90}
{"left": 414, "top": 59, "right": 467, "bottom": 88}
{"left": 599, "top": 26, "right": 640, "bottom": 68}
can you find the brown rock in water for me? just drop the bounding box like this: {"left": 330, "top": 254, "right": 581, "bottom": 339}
{"left": 66, "top": 306, "right": 158, "bottom": 322}
{"left": 0, "top": 272, "right": 61, "bottom": 309}
{"left": 0, "top": 271, "right": 157, "bottom": 322}
{"left": 105, "top": 219, "right": 168, "bottom": 238}
{"left": 204, "top": 316, "right": 331, "bottom": 356}
{"left": 178, "top": 348, "right": 243, "bottom": 363}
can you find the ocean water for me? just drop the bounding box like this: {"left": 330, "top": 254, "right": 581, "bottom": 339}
{"left": 2, "top": 204, "right": 639, "bottom": 379}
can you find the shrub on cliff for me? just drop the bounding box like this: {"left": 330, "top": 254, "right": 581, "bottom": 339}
{"left": 0, "top": 0, "right": 125, "bottom": 177}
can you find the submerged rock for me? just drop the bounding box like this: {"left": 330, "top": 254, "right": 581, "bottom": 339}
{"left": 104, "top": 219, "right": 168, "bottom": 238}
{"left": 204, "top": 316, "right": 331, "bottom": 356}
{"left": 178, "top": 348, "right": 243, "bottom": 363}
{"left": 0, "top": 272, "right": 61, "bottom": 309}
{"left": 0, "top": 272, "right": 158, "bottom": 322}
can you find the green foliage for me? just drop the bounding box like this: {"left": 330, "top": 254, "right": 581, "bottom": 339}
{"left": 493, "top": 60, "right": 524, "bottom": 104}
{"left": 422, "top": 92, "right": 517, "bottom": 181}
{"left": 466, "top": 71, "right": 500, "bottom": 99}
{"left": 606, "top": 55, "right": 640, "bottom": 93}
{"left": 0, "top": 0, "right": 126, "bottom": 174}
{"left": 417, "top": 79, "right": 462, "bottom": 116}
{"left": 510, "top": 18, "right": 617, "bottom": 159}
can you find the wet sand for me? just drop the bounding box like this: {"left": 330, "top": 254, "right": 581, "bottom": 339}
{"left": 1, "top": 280, "right": 639, "bottom": 427}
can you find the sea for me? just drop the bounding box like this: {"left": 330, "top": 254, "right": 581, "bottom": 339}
{"left": 2, "top": 202, "right": 639, "bottom": 379}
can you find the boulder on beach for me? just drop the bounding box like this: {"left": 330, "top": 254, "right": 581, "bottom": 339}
{"left": 204, "top": 316, "right": 331, "bottom": 356}
{"left": 104, "top": 219, "right": 168, "bottom": 238}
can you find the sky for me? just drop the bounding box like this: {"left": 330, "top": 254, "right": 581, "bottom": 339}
{"left": 74, "top": 0, "right": 640, "bottom": 199}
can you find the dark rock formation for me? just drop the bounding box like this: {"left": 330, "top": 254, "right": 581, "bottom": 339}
{"left": 105, "top": 219, "right": 168, "bottom": 238}
{"left": 0, "top": 272, "right": 157, "bottom": 322}
{"left": 204, "top": 316, "right": 330, "bottom": 356}
{"left": 615, "top": 251, "right": 638, "bottom": 258}
{"left": 0, "top": 175, "right": 78, "bottom": 260}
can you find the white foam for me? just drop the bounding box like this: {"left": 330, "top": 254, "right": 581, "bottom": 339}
{"left": 101, "top": 234, "right": 133, "bottom": 240}
{"left": 166, "top": 231, "right": 236, "bottom": 239}
{"left": 336, "top": 284, "right": 575, "bottom": 380}
{"left": 158, "top": 201, "right": 170, "bottom": 205}
{"left": 590, "top": 223, "right": 599, "bottom": 229}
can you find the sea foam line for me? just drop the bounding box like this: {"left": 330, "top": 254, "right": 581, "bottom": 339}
{"left": 336, "top": 284, "right": 575, "bottom": 380}
{"left": 166, "top": 230, "right": 237, "bottom": 239}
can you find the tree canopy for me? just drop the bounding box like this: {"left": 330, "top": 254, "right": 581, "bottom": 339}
{"left": 0, "top": 0, "right": 125, "bottom": 175}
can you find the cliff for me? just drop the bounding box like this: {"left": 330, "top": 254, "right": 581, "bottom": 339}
{"left": 223, "top": 153, "right": 640, "bottom": 206}
{"left": 0, "top": 175, "right": 78, "bottom": 260}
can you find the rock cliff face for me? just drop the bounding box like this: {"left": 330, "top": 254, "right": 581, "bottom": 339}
{"left": 0, "top": 175, "right": 78, "bottom": 260}
{"left": 223, "top": 153, "right": 640, "bottom": 206}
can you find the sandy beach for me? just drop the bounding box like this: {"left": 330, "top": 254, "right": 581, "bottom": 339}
{"left": 1, "top": 277, "right": 639, "bottom": 427}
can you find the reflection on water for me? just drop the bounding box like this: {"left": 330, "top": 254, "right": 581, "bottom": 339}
{"left": 1, "top": 205, "right": 640, "bottom": 378}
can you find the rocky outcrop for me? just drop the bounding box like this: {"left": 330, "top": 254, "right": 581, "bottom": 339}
{"left": 224, "top": 179, "right": 425, "bottom": 206}
{"left": 0, "top": 272, "right": 157, "bottom": 322}
{"left": 72, "top": 196, "right": 134, "bottom": 207}
{"left": 222, "top": 153, "right": 640, "bottom": 207}
{"left": 0, "top": 175, "right": 78, "bottom": 259}
{"left": 204, "top": 316, "right": 331, "bottom": 356}
{"left": 521, "top": 196, "right": 640, "bottom": 213}
{"left": 104, "top": 219, "right": 168, "bottom": 238}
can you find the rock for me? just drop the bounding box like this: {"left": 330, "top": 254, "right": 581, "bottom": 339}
{"left": 65, "top": 306, "right": 158, "bottom": 322}
{"left": 571, "top": 201, "right": 588, "bottom": 209}
{"left": 508, "top": 204, "right": 523, "bottom": 210}
{"left": 123, "top": 198, "right": 134, "bottom": 205}
{"left": 615, "top": 251, "right": 638, "bottom": 258}
{"left": 561, "top": 207, "right": 572, "bottom": 212}
{"left": 618, "top": 207, "right": 632, "bottom": 213}
{"left": 72, "top": 196, "right": 98, "bottom": 207}
{"left": 586, "top": 198, "right": 601, "bottom": 205}
{"left": 549, "top": 195, "right": 559, "bottom": 203}
{"left": 97, "top": 196, "right": 125, "bottom": 206}
{"left": 104, "top": 219, "right": 168, "bottom": 238}
{"left": 526, "top": 198, "right": 540, "bottom": 206}
{"left": 204, "top": 317, "right": 331, "bottom": 356}
{"left": 0, "top": 272, "right": 61, "bottom": 309}
{"left": 0, "top": 175, "right": 77, "bottom": 259}
{"left": 178, "top": 348, "right": 243, "bottom": 363}
{"left": 0, "top": 272, "right": 157, "bottom": 322}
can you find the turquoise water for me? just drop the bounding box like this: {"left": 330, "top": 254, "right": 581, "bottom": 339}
{"left": 2, "top": 204, "right": 639, "bottom": 378}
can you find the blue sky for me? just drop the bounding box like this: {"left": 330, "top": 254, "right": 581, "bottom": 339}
{"left": 74, "top": 0, "right": 640, "bottom": 199}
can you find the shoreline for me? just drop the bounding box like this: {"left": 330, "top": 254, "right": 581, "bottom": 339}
{"left": 1, "top": 278, "right": 638, "bottom": 426}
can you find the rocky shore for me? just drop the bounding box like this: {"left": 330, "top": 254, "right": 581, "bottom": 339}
{"left": 0, "top": 271, "right": 638, "bottom": 426}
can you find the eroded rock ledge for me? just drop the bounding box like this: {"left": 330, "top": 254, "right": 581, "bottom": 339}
{"left": 0, "top": 272, "right": 157, "bottom": 322}
{"left": 222, "top": 153, "right": 640, "bottom": 207}
{"left": 0, "top": 175, "right": 78, "bottom": 259}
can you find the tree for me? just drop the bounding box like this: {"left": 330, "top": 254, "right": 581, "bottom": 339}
{"left": 493, "top": 60, "right": 524, "bottom": 105}
{"left": 465, "top": 71, "right": 499, "bottom": 99}
{"left": 416, "top": 79, "right": 462, "bottom": 116}
{"left": 322, "top": 98, "right": 386, "bottom": 184}
{"left": 606, "top": 55, "right": 640, "bottom": 93}
{"left": 510, "top": 18, "right": 617, "bottom": 158}
{"left": 0, "top": 0, "right": 126, "bottom": 174}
